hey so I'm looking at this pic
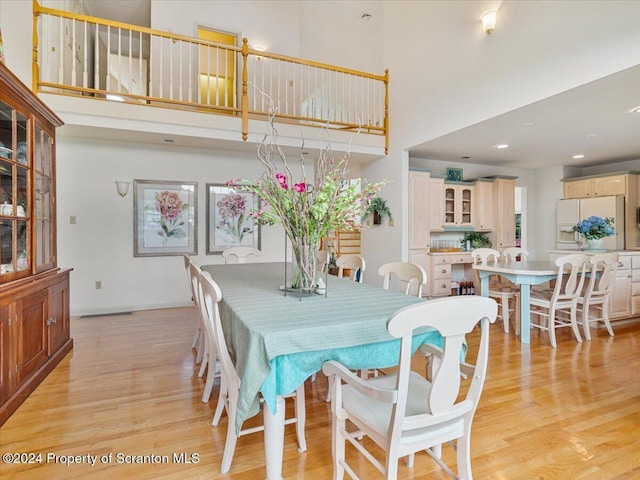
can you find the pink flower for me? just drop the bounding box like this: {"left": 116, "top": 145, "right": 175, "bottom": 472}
{"left": 293, "top": 182, "right": 307, "bottom": 193}
{"left": 276, "top": 173, "right": 288, "bottom": 189}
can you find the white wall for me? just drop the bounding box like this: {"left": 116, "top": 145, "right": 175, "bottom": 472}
{"left": 56, "top": 136, "right": 291, "bottom": 315}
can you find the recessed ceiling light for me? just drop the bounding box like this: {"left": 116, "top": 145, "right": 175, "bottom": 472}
{"left": 493, "top": 144, "right": 509, "bottom": 149}
{"left": 163, "top": 139, "right": 175, "bottom": 143}
{"left": 585, "top": 133, "right": 598, "bottom": 138}
{"left": 521, "top": 122, "right": 535, "bottom": 127}
{"left": 630, "top": 106, "right": 640, "bottom": 113}
{"left": 573, "top": 154, "right": 585, "bottom": 159}
{"left": 460, "top": 156, "right": 470, "bottom": 159}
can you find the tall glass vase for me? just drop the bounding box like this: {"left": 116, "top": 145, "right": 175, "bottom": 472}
{"left": 284, "top": 236, "right": 319, "bottom": 296}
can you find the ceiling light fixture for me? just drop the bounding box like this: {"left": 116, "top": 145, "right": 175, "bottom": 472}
{"left": 573, "top": 154, "right": 585, "bottom": 159}
{"left": 481, "top": 9, "right": 498, "bottom": 35}
{"left": 493, "top": 144, "right": 509, "bottom": 149}
{"left": 630, "top": 106, "right": 640, "bottom": 113}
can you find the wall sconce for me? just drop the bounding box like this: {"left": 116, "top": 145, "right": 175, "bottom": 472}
{"left": 481, "top": 9, "right": 498, "bottom": 35}
{"left": 115, "top": 181, "right": 130, "bottom": 197}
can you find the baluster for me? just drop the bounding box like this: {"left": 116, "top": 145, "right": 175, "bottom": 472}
{"left": 94, "top": 23, "right": 99, "bottom": 90}
{"left": 82, "top": 21, "right": 88, "bottom": 89}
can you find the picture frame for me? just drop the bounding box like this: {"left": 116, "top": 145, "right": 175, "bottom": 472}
{"left": 206, "top": 183, "right": 260, "bottom": 255}
{"left": 446, "top": 167, "right": 463, "bottom": 182}
{"left": 133, "top": 179, "right": 197, "bottom": 257}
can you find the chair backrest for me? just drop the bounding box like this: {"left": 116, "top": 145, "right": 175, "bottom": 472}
{"left": 188, "top": 260, "right": 203, "bottom": 315}
{"left": 378, "top": 261, "right": 427, "bottom": 297}
{"left": 222, "top": 246, "right": 262, "bottom": 264}
{"left": 502, "top": 247, "right": 529, "bottom": 262}
{"left": 336, "top": 254, "right": 365, "bottom": 282}
{"left": 199, "top": 271, "right": 240, "bottom": 393}
{"left": 386, "top": 296, "right": 497, "bottom": 442}
{"left": 583, "top": 252, "right": 619, "bottom": 304}
{"left": 551, "top": 254, "right": 588, "bottom": 303}
{"left": 184, "top": 255, "right": 197, "bottom": 304}
{"left": 471, "top": 248, "right": 500, "bottom": 264}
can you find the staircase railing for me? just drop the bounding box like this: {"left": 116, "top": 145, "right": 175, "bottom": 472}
{"left": 33, "top": 1, "right": 389, "bottom": 152}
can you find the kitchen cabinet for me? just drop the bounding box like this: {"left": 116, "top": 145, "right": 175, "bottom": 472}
{"left": 474, "top": 179, "right": 494, "bottom": 231}
{"left": 429, "top": 177, "right": 444, "bottom": 231}
{"left": 408, "top": 171, "right": 429, "bottom": 249}
{"left": 631, "top": 256, "right": 640, "bottom": 316}
{"left": 0, "top": 63, "right": 71, "bottom": 426}
{"left": 443, "top": 184, "right": 474, "bottom": 228}
{"left": 563, "top": 173, "right": 629, "bottom": 199}
{"left": 492, "top": 177, "right": 516, "bottom": 249}
{"left": 610, "top": 255, "right": 632, "bottom": 319}
{"left": 428, "top": 252, "right": 473, "bottom": 297}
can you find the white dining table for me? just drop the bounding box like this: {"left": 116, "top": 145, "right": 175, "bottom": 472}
{"left": 201, "top": 262, "right": 442, "bottom": 480}
{"left": 473, "top": 260, "right": 558, "bottom": 344}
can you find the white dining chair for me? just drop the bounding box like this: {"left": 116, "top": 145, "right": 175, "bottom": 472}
{"left": 183, "top": 255, "right": 202, "bottom": 355}
{"left": 529, "top": 254, "right": 588, "bottom": 348}
{"left": 578, "top": 252, "right": 619, "bottom": 340}
{"left": 378, "top": 261, "right": 427, "bottom": 297}
{"left": 336, "top": 254, "right": 365, "bottom": 282}
{"left": 471, "top": 248, "right": 520, "bottom": 334}
{"left": 322, "top": 295, "right": 497, "bottom": 480}
{"left": 199, "top": 270, "right": 307, "bottom": 474}
{"left": 221, "top": 246, "right": 262, "bottom": 264}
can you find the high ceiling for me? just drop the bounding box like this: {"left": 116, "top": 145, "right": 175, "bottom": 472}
{"left": 81, "top": 0, "right": 640, "bottom": 170}
{"left": 409, "top": 64, "right": 640, "bottom": 169}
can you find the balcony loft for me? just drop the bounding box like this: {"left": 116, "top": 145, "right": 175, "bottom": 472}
{"left": 33, "top": 2, "right": 389, "bottom": 160}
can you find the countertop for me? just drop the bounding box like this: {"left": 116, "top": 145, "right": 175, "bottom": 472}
{"left": 548, "top": 249, "right": 640, "bottom": 256}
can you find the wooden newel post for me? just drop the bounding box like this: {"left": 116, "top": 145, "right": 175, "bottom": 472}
{"left": 241, "top": 38, "right": 249, "bottom": 141}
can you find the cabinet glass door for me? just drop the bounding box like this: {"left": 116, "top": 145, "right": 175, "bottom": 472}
{"left": 34, "top": 124, "right": 54, "bottom": 272}
{"left": 0, "top": 106, "right": 31, "bottom": 279}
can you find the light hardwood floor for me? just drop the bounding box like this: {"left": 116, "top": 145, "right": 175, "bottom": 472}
{"left": 1, "top": 306, "right": 639, "bottom": 479}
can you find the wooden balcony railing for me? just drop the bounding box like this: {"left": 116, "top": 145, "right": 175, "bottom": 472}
{"left": 33, "top": 1, "right": 389, "bottom": 152}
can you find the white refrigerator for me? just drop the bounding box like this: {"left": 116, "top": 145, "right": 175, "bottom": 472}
{"left": 556, "top": 196, "right": 625, "bottom": 250}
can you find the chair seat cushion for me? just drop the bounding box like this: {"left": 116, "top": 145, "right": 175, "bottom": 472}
{"left": 341, "top": 372, "right": 468, "bottom": 446}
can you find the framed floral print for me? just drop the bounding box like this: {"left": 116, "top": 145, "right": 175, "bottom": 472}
{"left": 206, "top": 183, "right": 260, "bottom": 255}
{"left": 133, "top": 180, "right": 197, "bottom": 257}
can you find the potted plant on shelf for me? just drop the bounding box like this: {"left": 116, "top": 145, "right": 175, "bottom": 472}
{"left": 365, "top": 196, "right": 393, "bottom": 225}
{"left": 460, "top": 232, "right": 492, "bottom": 250}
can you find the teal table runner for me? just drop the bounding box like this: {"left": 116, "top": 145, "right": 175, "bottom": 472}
{"left": 201, "top": 262, "right": 442, "bottom": 433}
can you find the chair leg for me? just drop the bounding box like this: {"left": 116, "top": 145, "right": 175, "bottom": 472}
{"left": 501, "top": 295, "right": 510, "bottom": 333}
{"left": 191, "top": 327, "right": 200, "bottom": 348}
{"left": 220, "top": 409, "right": 239, "bottom": 474}
{"left": 570, "top": 306, "right": 583, "bottom": 343}
{"left": 294, "top": 384, "right": 307, "bottom": 453}
{"left": 582, "top": 302, "right": 592, "bottom": 341}
{"left": 549, "top": 307, "right": 558, "bottom": 348}
{"left": 198, "top": 340, "right": 209, "bottom": 377}
{"left": 212, "top": 377, "right": 227, "bottom": 426}
{"left": 332, "top": 410, "right": 346, "bottom": 480}
{"left": 456, "top": 434, "right": 473, "bottom": 480}
{"left": 602, "top": 303, "right": 615, "bottom": 337}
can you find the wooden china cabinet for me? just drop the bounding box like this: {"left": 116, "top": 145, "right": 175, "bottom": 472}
{"left": 0, "top": 63, "right": 71, "bottom": 425}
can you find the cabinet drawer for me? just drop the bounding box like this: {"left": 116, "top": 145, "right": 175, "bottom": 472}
{"left": 633, "top": 256, "right": 640, "bottom": 269}
{"left": 450, "top": 254, "right": 472, "bottom": 264}
{"left": 432, "top": 279, "right": 451, "bottom": 296}
{"left": 632, "top": 283, "right": 640, "bottom": 296}
{"left": 617, "top": 256, "right": 632, "bottom": 270}
{"left": 633, "top": 270, "right": 640, "bottom": 282}
{"left": 432, "top": 264, "right": 452, "bottom": 280}
{"left": 432, "top": 256, "right": 451, "bottom": 265}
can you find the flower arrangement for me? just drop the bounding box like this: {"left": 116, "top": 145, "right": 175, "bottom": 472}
{"left": 150, "top": 190, "right": 188, "bottom": 244}
{"left": 572, "top": 216, "right": 615, "bottom": 240}
{"left": 230, "top": 105, "right": 385, "bottom": 291}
